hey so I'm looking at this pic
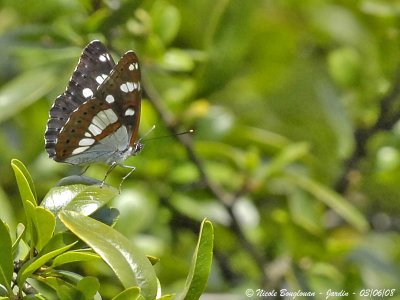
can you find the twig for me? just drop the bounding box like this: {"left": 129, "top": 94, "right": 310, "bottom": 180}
{"left": 335, "top": 69, "right": 400, "bottom": 194}
{"left": 142, "top": 71, "right": 268, "bottom": 286}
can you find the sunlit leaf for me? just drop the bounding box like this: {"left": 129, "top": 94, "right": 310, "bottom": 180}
{"left": 178, "top": 219, "right": 214, "bottom": 300}
{"left": 41, "top": 178, "right": 117, "bottom": 216}
{"left": 59, "top": 211, "right": 157, "bottom": 300}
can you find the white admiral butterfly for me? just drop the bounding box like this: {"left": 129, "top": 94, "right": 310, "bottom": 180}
{"left": 45, "top": 40, "right": 142, "bottom": 186}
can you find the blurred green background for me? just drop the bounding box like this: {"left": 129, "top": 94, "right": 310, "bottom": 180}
{"left": 1, "top": 0, "right": 400, "bottom": 299}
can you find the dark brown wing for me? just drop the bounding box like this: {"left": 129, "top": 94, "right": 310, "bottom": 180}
{"left": 45, "top": 40, "right": 115, "bottom": 159}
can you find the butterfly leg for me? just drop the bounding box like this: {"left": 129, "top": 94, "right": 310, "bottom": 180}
{"left": 117, "top": 164, "right": 136, "bottom": 192}
{"left": 101, "top": 162, "right": 118, "bottom": 187}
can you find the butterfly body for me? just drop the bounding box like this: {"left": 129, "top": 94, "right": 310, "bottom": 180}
{"left": 45, "top": 41, "right": 142, "bottom": 184}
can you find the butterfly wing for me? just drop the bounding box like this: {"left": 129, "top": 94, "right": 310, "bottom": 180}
{"left": 52, "top": 50, "right": 142, "bottom": 165}
{"left": 45, "top": 40, "right": 115, "bottom": 159}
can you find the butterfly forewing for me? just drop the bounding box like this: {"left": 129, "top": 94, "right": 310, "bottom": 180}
{"left": 96, "top": 51, "right": 141, "bottom": 147}
{"left": 45, "top": 41, "right": 116, "bottom": 159}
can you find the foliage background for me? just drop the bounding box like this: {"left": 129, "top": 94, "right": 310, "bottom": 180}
{"left": 1, "top": 0, "right": 400, "bottom": 298}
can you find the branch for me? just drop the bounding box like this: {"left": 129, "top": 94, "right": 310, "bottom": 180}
{"left": 142, "top": 71, "right": 268, "bottom": 286}
{"left": 335, "top": 69, "right": 400, "bottom": 194}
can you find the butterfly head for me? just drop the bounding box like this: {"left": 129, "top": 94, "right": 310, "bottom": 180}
{"left": 133, "top": 141, "right": 144, "bottom": 155}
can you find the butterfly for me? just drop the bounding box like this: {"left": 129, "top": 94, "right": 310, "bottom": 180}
{"left": 45, "top": 40, "right": 143, "bottom": 187}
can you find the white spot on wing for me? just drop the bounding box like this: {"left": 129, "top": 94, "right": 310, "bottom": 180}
{"left": 120, "top": 83, "right": 129, "bottom": 93}
{"left": 89, "top": 124, "right": 102, "bottom": 136}
{"left": 105, "top": 95, "right": 114, "bottom": 103}
{"left": 103, "top": 108, "right": 118, "bottom": 123}
{"left": 99, "top": 54, "right": 107, "bottom": 62}
{"left": 82, "top": 88, "right": 93, "bottom": 98}
{"left": 79, "top": 138, "right": 95, "bottom": 146}
{"left": 95, "top": 109, "right": 117, "bottom": 126}
{"left": 127, "top": 82, "right": 134, "bottom": 91}
{"left": 129, "top": 63, "right": 138, "bottom": 71}
{"left": 125, "top": 108, "right": 135, "bottom": 116}
{"left": 92, "top": 115, "right": 107, "bottom": 129}
{"left": 96, "top": 74, "right": 108, "bottom": 84}
{"left": 84, "top": 132, "right": 92, "bottom": 137}
{"left": 72, "top": 146, "right": 90, "bottom": 155}
{"left": 120, "top": 82, "right": 138, "bottom": 93}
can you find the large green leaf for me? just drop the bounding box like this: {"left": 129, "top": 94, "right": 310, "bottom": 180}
{"left": 41, "top": 180, "right": 117, "bottom": 216}
{"left": 59, "top": 211, "right": 157, "bottom": 300}
{"left": 178, "top": 219, "right": 214, "bottom": 300}
{"left": 0, "top": 220, "right": 13, "bottom": 294}
{"left": 41, "top": 179, "right": 117, "bottom": 232}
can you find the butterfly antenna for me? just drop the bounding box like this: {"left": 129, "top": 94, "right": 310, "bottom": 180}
{"left": 138, "top": 125, "right": 156, "bottom": 143}
{"left": 142, "top": 129, "right": 194, "bottom": 142}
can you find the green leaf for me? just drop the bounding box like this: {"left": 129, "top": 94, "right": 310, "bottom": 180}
{"left": 0, "top": 220, "right": 13, "bottom": 293}
{"left": 25, "top": 201, "right": 39, "bottom": 252}
{"left": 12, "top": 223, "right": 26, "bottom": 255}
{"left": 287, "top": 171, "right": 369, "bottom": 232}
{"left": 64, "top": 185, "right": 117, "bottom": 215}
{"left": 111, "top": 287, "right": 141, "bottom": 300}
{"left": 52, "top": 250, "right": 101, "bottom": 268}
{"left": 59, "top": 211, "right": 157, "bottom": 300}
{"left": 17, "top": 233, "right": 78, "bottom": 287}
{"left": 41, "top": 180, "right": 117, "bottom": 232}
{"left": 54, "top": 278, "right": 82, "bottom": 300}
{"left": 178, "top": 219, "right": 214, "bottom": 300}
{"left": 76, "top": 276, "right": 100, "bottom": 300}
{"left": 31, "top": 207, "right": 56, "bottom": 252}
{"left": 42, "top": 182, "right": 117, "bottom": 216}
{"left": 11, "top": 159, "right": 37, "bottom": 208}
